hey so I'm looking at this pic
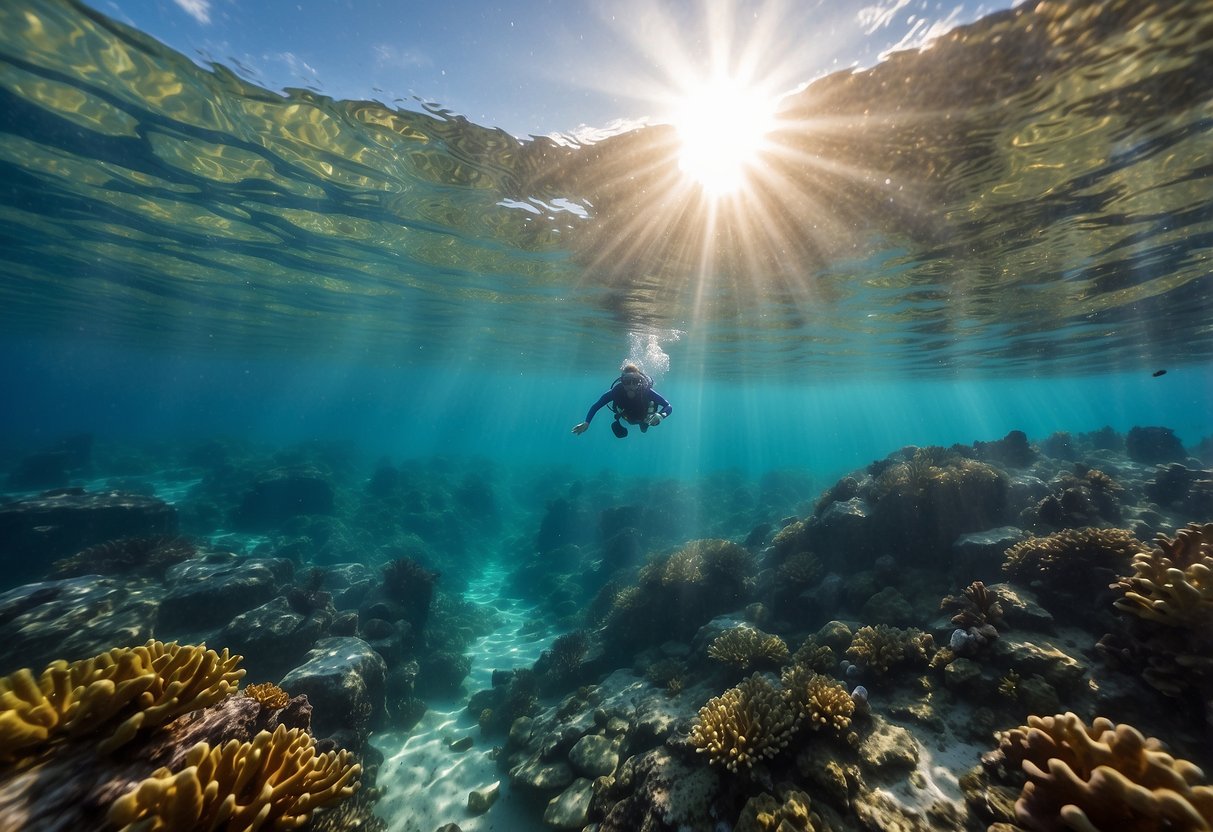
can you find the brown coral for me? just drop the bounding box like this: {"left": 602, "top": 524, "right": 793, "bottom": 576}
{"left": 0, "top": 640, "right": 244, "bottom": 762}
{"left": 50, "top": 536, "right": 197, "bottom": 580}
{"left": 941, "top": 580, "right": 1005, "bottom": 630}
{"left": 689, "top": 674, "right": 796, "bottom": 773}
{"left": 991, "top": 712, "right": 1213, "bottom": 831}
{"left": 736, "top": 788, "right": 816, "bottom": 831}
{"left": 1108, "top": 523, "right": 1213, "bottom": 701}
{"left": 108, "top": 724, "right": 361, "bottom": 830}
{"left": 846, "top": 625, "right": 933, "bottom": 676}
{"left": 790, "top": 637, "right": 836, "bottom": 674}
{"left": 708, "top": 627, "right": 790, "bottom": 671}
{"left": 780, "top": 665, "right": 854, "bottom": 733}
{"left": 1004, "top": 527, "right": 1144, "bottom": 600}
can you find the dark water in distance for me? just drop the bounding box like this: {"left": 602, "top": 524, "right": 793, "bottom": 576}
{"left": 0, "top": 0, "right": 1210, "bottom": 476}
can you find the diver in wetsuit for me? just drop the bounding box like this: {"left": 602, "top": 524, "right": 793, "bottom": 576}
{"left": 571, "top": 364, "right": 673, "bottom": 439}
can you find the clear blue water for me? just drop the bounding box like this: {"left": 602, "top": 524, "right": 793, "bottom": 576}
{"left": 2, "top": 1, "right": 1213, "bottom": 830}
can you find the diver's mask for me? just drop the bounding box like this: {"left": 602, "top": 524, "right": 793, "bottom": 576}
{"left": 620, "top": 373, "right": 645, "bottom": 392}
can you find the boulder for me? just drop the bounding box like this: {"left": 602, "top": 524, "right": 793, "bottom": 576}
{"left": 0, "top": 575, "right": 161, "bottom": 673}
{"left": 468, "top": 781, "right": 499, "bottom": 814}
{"left": 279, "top": 636, "right": 386, "bottom": 747}
{"left": 232, "top": 466, "right": 334, "bottom": 530}
{"left": 0, "top": 489, "right": 176, "bottom": 586}
{"left": 857, "top": 718, "right": 919, "bottom": 774}
{"left": 1125, "top": 426, "right": 1186, "bottom": 464}
{"left": 159, "top": 557, "right": 289, "bottom": 633}
{"left": 568, "top": 734, "right": 619, "bottom": 778}
{"left": 952, "top": 527, "right": 1026, "bottom": 585}
{"left": 219, "top": 595, "right": 331, "bottom": 681}
{"left": 544, "top": 778, "right": 593, "bottom": 829}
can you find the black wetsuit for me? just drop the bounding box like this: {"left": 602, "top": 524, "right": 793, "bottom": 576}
{"left": 584, "top": 384, "right": 672, "bottom": 435}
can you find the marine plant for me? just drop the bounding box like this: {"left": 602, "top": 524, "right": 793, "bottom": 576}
{"left": 708, "top": 626, "right": 790, "bottom": 671}
{"left": 108, "top": 724, "right": 361, "bottom": 830}
{"left": 0, "top": 639, "right": 244, "bottom": 762}
{"left": 689, "top": 673, "right": 797, "bottom": 773}
{"left": 845, "top": 624, "right": 933, "bottom": 676}
{"left": 988, "top": 711, "right": 1213, "bottom": 831}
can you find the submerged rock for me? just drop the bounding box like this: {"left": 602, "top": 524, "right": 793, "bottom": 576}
{"left": 159, "top": 556, "right": 290, "bottom": 633}
{"left": 0, "top": 575, "right": 161, "bottom": 673}
{"left": 544, "top": 778, "right": 593, "bottom": 829}
{"left": 279, "top": 636, "right": 386, "bottom": 749}
{"left": 0, "top": 489, "right": 176, "bottom": 586}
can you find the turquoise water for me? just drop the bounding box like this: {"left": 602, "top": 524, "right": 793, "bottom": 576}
{"left": 2, "top": 1, "right": 1213, "bottom": 831}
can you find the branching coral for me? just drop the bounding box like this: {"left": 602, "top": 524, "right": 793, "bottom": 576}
{"left": 776, "top": 553, "right": 822, "bottom": 589}
{"left": 108, "top": 724, "right": 361, "bottom": 830}
{"left": 1004, "top": 527, "right": 1145, "bottom": 599}
{"left": 1108, "top": 523, "right": 1213, "bottom": 700}
{"left": 941, "top": 581, "right": 1005, "bottom": 630}
{"left": 1114, "top": 523, "right": 1213, "bottom": 630}
{"left": 845, "top": 625, "right": 933, "bottom": 676}
{"left": 780, "top": 665, "right": 854, "bottom": 733}
{"left": 662, "top": 539, "right": 754, "bottom": 587}
{"left": 242, "top": 682, "right": 290, "bottom": 710}
{"left": 689, "top": 674, "right": 796, "bottom": 773}
{"left": 708, "top": 627, "right": 790, "bottom": 671}
{"left": 791, "top": 637, "right": 836, "bottom": 674}
{"left": 0, "top": 640, "right": 244, "bottom": 762}
{"left": 991, "top": 712, "right": 1213, "bottom": 831}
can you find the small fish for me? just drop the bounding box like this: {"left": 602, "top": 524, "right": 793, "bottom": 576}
{"left": 1152, "top": 369, "right": 1167, "bottom": 377}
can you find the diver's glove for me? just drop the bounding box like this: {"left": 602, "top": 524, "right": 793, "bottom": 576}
{"left": 646, "top": 413, "right": 663, "bottom": 426}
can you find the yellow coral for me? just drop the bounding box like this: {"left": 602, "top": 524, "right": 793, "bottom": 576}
{"left": 1114, "top": 523, "right": 1213, "bottom": 629}
{"left": 780, "top": 665, "right": 854, "bottom": 733}
{"left": 0, "top": 640, "right": 244, "bottom": 762}
{"left": 994, "top": 712, "right": 1213, "bottom": 831}
{"left": 243, "top": 682, "right": 291, "bottom": 710}
{"left": 108, "top": 724, "right": 361, "bottom": 831}
{"left": 689, "top": 674, "right": 796, "bottom": 773}
{"left": 708, "top": 627, "right": 790, "bottom": 670}
{"left": 790, "top": 637, "right": 836, "bottom": 674}
{"left": 776, "top": 553, "right": 821, "bottom": 587}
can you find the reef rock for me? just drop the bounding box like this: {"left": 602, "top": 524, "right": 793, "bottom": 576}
{"left": 279, "top": 636, "right": 386, "bottom": 749}
{"left": 0, "top": 488, "right": 176, "bottom": 585}
{"left": 568, "top": 734, "right": 619, "bottom": 777}
{"left": 158, "top": 555, "right": 291, "bottom": 633}
{"left": 858, "top": 717, "right": 920, "bottom": 774}
{"left": 219, "top": 594, "right": 332, "bottom": 681}
{"left": 952, "top": 527, "right": 1026, "bottom": 585}
{"left": 0, "top": 575, "right": 161, "bottom": 673}
{"left": 1125, "top": 426, "right": 1186, "bottom": 464}
{"left": 232, "top": 466, "right": 335, "bottom": 530}
{"left": 543, "top": 778, "right": 593, "bottom": 829}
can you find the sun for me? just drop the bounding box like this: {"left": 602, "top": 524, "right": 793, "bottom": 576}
{"left": 672, "top": 75, "right": 778, "bottom": 196}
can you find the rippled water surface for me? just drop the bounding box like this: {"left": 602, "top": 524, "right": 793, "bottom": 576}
{"left": 1, "top": 0, "right": 1210, "bottom": 378}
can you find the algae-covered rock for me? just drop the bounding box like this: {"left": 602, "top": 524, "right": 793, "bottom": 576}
{"left": 543, "top": 777, "right": 593, "bottom": 829}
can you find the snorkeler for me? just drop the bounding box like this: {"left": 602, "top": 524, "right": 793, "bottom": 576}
{"left": 572, "top": 363, "right": 673, "bottom": 439}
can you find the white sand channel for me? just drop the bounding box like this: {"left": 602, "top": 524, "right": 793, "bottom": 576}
{"left": 373, "top": 564, "right": 559, "bottom": 832}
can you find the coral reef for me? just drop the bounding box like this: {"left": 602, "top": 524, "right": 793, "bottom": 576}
{"left": 108, "top": 724, "right": 361, "bottom": 830}
{"left": 1003, "top": 527, "right": 1144, "bottom": 603}
{"left": 689, "top": 673, "right": 797, "bottom": 773}
{"left": 708, "top": 626, "right": 790, "bottom": 671}
{"left": 1105, "top": 523, "right": 1213, "bottom": 714}
{"left": 735, "top": 788, "right": 817, "bottom": 832}
{"left": 50, "top": 536, "right": 197, "bottom": 580}
{"left": 780, "top": 664, "right": 855, "bottom": 733}
{"left": 242, "top": 682, "right": 291, "bottom": 710}
{"left": 790, "top": 637, "right": 836, "bottom": 674}
{"left": 845, "top": 624, "right": 933, "bottom": 676}
{"left": 381, "top": 556, "right": 439, "bottom": 632}
{"left": 941, "top": 580, "right": 1005, "bottom": 630}
{"left": 0, "top": 640, "right": 244, "bottom": 761}
{"left": 988, "top": 711, "right": 1213, "bottom": 831}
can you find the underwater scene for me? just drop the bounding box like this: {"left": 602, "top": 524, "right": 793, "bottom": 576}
{"left": 1, "top": 0, "right": 1212, "bottom": 830}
